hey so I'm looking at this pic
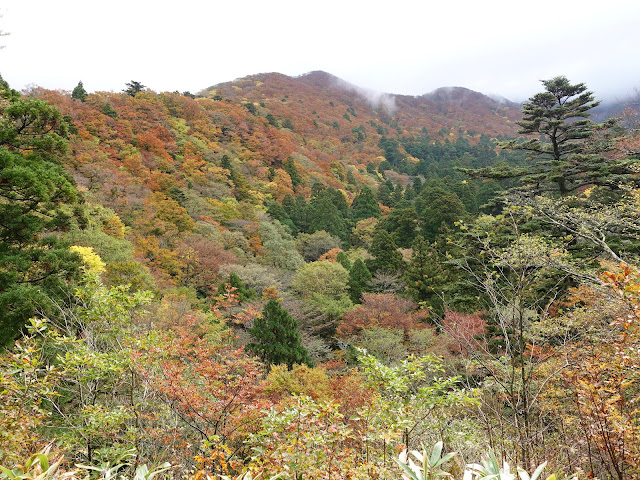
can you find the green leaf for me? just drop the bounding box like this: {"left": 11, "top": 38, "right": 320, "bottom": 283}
{"left": 394, "top": 458, "right": 421, "bottom": 480}
{"left": 429, "top": 441, "right": 444, "bottom": 466}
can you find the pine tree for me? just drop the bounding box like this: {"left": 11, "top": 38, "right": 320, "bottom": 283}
{"left": 0, "top": 76, "right": 82, "bottom": 345}
{"left": 247, "top": 300, "right": 312, "bottom": 369}
{"left": 379, "top": 206, "right": 419, "bottom": 248}
{"left": 403, "top": 235, "right": 454, "bottom": 318}
{"left": 123, "top": 80, "right": 146, "bottom": 97}
{"left": 348, "top": 258, "right": 372, "bottom": 303}
{"left": 461, "top": 76, "right": 633, "bottom": 196}
{"left": 71, "top": 81, "right": 88, "bottom": 102}
{"left": 307, "top": 192, "right": 348, "bottom": 242}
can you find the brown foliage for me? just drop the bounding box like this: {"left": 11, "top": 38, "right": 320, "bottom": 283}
{"left": 337, "top": 293, "right": 428, "bottom": 338}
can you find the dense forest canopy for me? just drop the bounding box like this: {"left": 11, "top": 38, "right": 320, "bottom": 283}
{"left": 1, "top": 71, "right": 640, "bottom": 480}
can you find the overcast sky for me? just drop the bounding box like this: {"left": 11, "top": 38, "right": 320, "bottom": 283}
{"left": 2, "top": 0, "right": 639, "bottom": 102}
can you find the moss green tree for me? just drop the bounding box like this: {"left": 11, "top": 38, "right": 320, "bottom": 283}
{"left": 283, "top": 157, "right": 302, "bottom": 188}
{"left": 367, "top": 229, "right": 405, "bottom": 274}
{"left": 123, "top": 80, "right": 145, "bottom": 97}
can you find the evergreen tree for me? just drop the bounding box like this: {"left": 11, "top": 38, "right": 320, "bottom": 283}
{"left": 404, "top": 236, "right": 450, "bottom": 318}
{"left": 217, "top": 272, "right": 256, "bottom": 303}
{"left": 267, "top": 201, "right": 296, "bottom": 233}
{"left": 461, "top": 76, "right": 633, "bottom": 196}
{"left": 307, "top": 192, "right": 348, "bottom": 242}
{"left": 265, "top": 113, "right": 279, "bottom": 127}
{"left": 123, "top": 80, "right": 146, "bottom": 97}
{"left": 283, "top": 157, "right": 302, "bottom": 188}
{"left": 294, "top": 194, "right": 311, "bottom": 232}
{"left": 71, "top": 81, "right": 88, "bottom": 102}
{"left": 336, "top": 251, "right": 352, "bottom": 270}
{"left": 351, "top": 186, "right": 381, "bottom": 221}
{"left": 366, "top": 229, "right": 405, "bottom": 274}
{"left": 346, "top": 169, "right": 357, "bottom": 185}
{"left": 414, "top": 186, "right": 467, "bottom": 241}
{"left": 379, "top": 206, "right": 419, "bottom": 248}
{"left": 0, "top": 76, "right": 82, "bottom": 345}
{"left": 282, "top": 118, "right": 295, "bottom": 130}
{"left": 348, "top": 258, "right": 372, "bottom": 303}
{"left": 377, "top": 183, "right": 392, "bottom": 207}
{"left": 220, "top": 154, "right": 233, "bottom": 173}
{"left": 247, "top": 300, "right": 312, "bottom": 369}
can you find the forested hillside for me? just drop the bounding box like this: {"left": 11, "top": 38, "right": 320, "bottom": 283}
{"left": 1, "top": 71, "right": 640, "bottom": 479}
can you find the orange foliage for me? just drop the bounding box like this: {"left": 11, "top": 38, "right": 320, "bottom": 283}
{"left": 134, "top": 312, "right": 269, "bottom": 466}
{"left": 318, "top": 247, "right": 343, "bottom": 262}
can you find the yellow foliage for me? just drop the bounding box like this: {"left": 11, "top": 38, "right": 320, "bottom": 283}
{"left": 70, "top": 246, "right": 106, "bottom": 275}
{"left": 264, "top": 364, "right": 331, "bottom": 402}
{"left": 102, "top": 215, "right": 126, "bottom": 238}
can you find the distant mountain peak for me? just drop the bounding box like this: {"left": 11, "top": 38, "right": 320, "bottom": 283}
{"left": 424, "top": 86, "right": 517, "bottom": 108}
{"left": 296, "top": 71, "right": 358, "bottom": 91}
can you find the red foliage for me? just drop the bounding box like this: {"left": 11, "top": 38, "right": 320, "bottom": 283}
{"left": 440, "top": 310, "right": 487, "bottom": 356}
{"left": 134, "top": 313, "right": 269, "bottom": 460}
{"left": 337, "top": 293, "right": 428, "bottom": 338}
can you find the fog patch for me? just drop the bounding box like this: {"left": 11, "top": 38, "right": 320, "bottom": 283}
{"left": 332, "top": 76, "right": 397, "bottom": 115}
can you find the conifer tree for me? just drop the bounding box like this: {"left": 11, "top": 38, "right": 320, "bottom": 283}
{"left": 283, "top": 157, "right": 302, "bottom": 188}
{"left": 348, "top": 258, "right": 372, "bottom": 303}
{"left": 404, "top": 236, "right": 455, "bottom": 317}
{"left": 461, "top": 76, "right": 633, "bottom": 196}
{"left": 123, "top": 80, "right": 145, "bottom": 97}
{"left": 351, "top": 186, "right": 381, "bottom": 221}
{"left": 307, "top": 193, "right": 348, "bottom": 242}
{"left": 247, "top": 300, "right": 312, "bottom": 369}
{"left": 366, "top": 229, "right": 405, "bottom": 274}
{"left": 0, "top": 76, "right": 82, "bottom": 345}
{"left": 71, "top": 81, "right": 88, "bottom": 102}
{"left": 217, "top": 272, "right": 256, "bottom": 303}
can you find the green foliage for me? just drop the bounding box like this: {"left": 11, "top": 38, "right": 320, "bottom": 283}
{"left": 351, "top": 186, "right": 381, "bottom": 221}
{"left": 367, "top": 229, "right": 406, "bottom": 274}
{"left": 217, "top": 272, "right": 257, "bottom": 302}
{"left": 396, "top": 444, "right": 566, "bottom": 480}
{"left": 379, "top": 206, "right": 419, "bottom": 248}
{"left": 464, "top": 76, "right": 633, "bottom": 196}
{"left": 71, "top": 81, "right": 88, "bottom": 102}
{"left": 0, "top": 446, "right": 75, "bottom": 480}
{"left": 305, "top": 190, "right": 350, "bottom": 242}
{"left": 248, "top": 300, "right": 312, "bottom": 368}
{"left": 0, "top": 76, "right": 82, "bottom": 346}
{"left": 414, "top": 186, "right": 467, "bottom": 241}
{"left": 259, "top": 221, "right": 305, "bottom": 271}
{"left": 123, "top": 80, "right": 145, "bottom": 97}
{"left": 395, "top": 442, "right": 456, "bottom": 480}
{"left": 44, "top": 262, "right": 153, "bottom": 463}
{"left": 291, "top": 261, "right": 350, "bottom": 300}
{"left": 295, "top": 230, "right": 341, "bottom": 262}
{"left": 357, "top": 349, "right": 479, "bottom": 455}
{"left": 100, "top": 101, "right": 118, "bottom": 118}
{"left": 348, "top": 258, "right": 372, "bottom": 303}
